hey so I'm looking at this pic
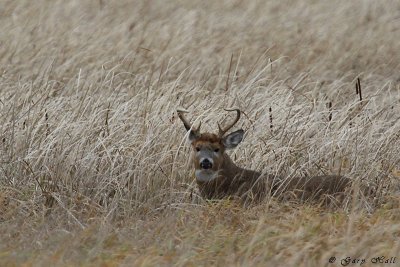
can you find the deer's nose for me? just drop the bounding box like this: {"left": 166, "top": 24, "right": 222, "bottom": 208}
{"left": 200, "top": 158, "right": 213, "bottom": 169}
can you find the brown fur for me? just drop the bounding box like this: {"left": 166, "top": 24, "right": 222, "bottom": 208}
{"left": 191, "top": 133, "right": 225, "bottom": 172}
{"left": 195, "top": 153, "right": 266, "bottom": 201}
{"left": 190, "top": 134, "right": 351, "bottom": 204}
{"left": 193, "top": 133, "right": 221, "bottom": 144}
{"left": 178, "top": 110, "right": 352, "bottom": 204}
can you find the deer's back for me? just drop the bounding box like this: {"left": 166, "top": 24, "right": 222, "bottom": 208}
{"left": 197, "top": 169, "right": 351, "bottom": 203}
{"left": 274, "top": 175, "right": 351, "bottom": 201}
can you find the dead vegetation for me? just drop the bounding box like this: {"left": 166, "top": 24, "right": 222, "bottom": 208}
{"left": 0, "top": 0, "right": 400, "bottom": 266}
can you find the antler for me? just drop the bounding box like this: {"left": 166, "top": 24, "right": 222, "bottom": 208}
{"left": 218, "top": 108, "right": 241, "bottom": 137}
{"left": 177, "top": 108, "right": 201, "bottom": 133}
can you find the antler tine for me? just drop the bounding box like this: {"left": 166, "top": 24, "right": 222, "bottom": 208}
{"left": 177, "top": 109, "right": 201, "bottom": 132}
{"left": 218, "top": 108, "right": 241, "bottom": 137}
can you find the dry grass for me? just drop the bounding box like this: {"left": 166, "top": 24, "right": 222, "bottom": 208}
{"left": 1, "top": 0, "right": 400, "bottom": 266}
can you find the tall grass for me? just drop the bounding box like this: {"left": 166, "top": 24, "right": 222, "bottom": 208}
{"left": 1, "top": 0, "right": 399, "bottom": 266}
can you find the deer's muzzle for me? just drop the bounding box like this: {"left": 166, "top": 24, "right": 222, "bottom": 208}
{"left": 200, "top": 158, "right": 212, "bottom": 169}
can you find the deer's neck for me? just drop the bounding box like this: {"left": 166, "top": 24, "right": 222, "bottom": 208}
{"left": 219, "top": 153, "right": 243, "bottom": 178}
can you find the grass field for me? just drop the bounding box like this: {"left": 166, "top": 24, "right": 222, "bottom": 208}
{"left": 1, "top": 0, "right": 400, "bottom": 266}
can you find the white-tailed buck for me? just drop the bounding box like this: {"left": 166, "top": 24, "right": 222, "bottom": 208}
{"left": 177, "top": 108, "right": 351, "bottom": 203}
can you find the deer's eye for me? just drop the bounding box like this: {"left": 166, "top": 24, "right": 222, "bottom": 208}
{"left": 214, "top": 148, "right": 219, "bottom": 153}
{"left": 195, "top": 147, "right": 200, "bottom": 152}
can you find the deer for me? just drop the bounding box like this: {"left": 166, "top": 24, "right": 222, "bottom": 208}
{"left": 177, "top": 108, "right": 352, "bottom": 204}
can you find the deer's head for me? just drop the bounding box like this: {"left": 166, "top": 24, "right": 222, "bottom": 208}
{"left": 177, "top": 108, "right": 244, "bottom": 182}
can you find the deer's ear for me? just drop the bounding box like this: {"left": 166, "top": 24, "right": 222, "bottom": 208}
{"left": 222, "top": 129, "right": 244, "bottom": 149}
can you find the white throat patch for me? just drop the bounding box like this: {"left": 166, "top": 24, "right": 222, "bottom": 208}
{"left": 195, "top": 170, "right": 218, "bottom": 182}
